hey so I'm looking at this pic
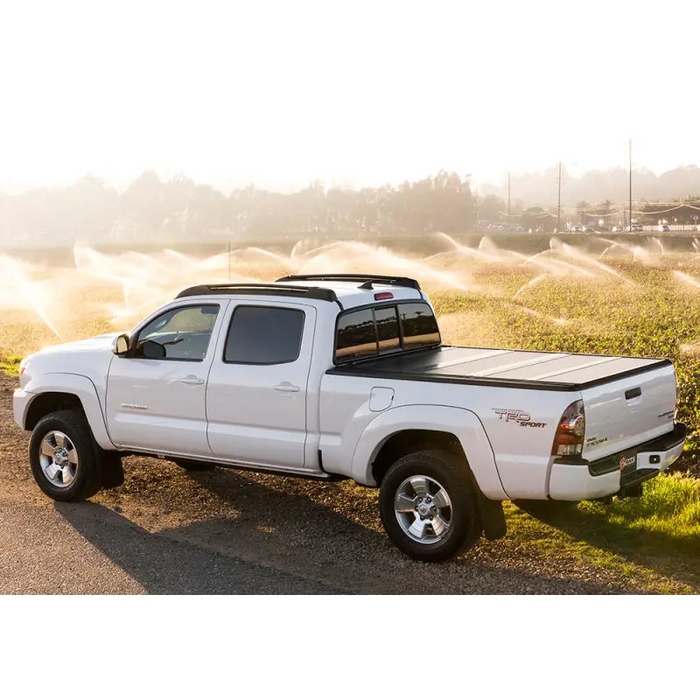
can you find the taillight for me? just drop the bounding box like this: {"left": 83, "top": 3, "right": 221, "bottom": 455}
{"left": 552, "top": 400, "right": 585, "bottom": 457}
{"left": 374, "top": 292, "right": 394, "bottom": 300}
{"left": 19, "top": 357, "right": 29, "bottom": 376}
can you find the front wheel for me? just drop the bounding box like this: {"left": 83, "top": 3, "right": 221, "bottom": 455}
{"left": 29, "top": 410, "right": 104, "bottom": 501}
{"left": 379, "top": 449, "right": 482, "bottom": 562}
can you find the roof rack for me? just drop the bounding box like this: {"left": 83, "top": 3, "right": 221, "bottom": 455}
{"left": 275, "top": 274, "right": 421, "bottom": 290}
{"left": 175, "top": 283, "right": 339, "bottom": 303}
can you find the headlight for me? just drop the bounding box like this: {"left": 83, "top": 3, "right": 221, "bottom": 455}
{"left": 19, "top": 357, "right": 30, "bottom": 376}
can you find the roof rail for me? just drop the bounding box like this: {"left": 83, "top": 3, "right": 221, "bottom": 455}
{"left": 175, "top": 283, "right": 339, "bottom": 303}
{"left": 275, "top": 274, "right": 421, "bottom": 290}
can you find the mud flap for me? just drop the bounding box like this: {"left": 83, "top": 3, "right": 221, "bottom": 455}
{"left": 476, "top": 490, "right": 507, "bottom": 540}
{"left": 97, "top": 449, "right": 125, "bottom": 489}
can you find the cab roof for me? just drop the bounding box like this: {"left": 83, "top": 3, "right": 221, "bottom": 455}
{"left": 175, "top": 274, "right": 425, "bottom": 310}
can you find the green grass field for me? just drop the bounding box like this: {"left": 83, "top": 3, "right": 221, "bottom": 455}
{"left": 2, "top": 239, "right": 700, "bottom": 591}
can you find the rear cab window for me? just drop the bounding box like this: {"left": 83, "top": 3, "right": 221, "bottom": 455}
{"left": 335, "top": 301, "right": 440, "bottom": 363}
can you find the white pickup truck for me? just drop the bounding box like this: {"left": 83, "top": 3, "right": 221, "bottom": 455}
{"left": 13, "top": 274, "right": 686, "bottom": 561}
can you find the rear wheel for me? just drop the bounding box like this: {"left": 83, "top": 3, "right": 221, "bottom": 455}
{"left": 379, "top": 449, "right": 482, "bottom": 562}
{"left": 29, "top": 410, "right": 104, "bottom": 501}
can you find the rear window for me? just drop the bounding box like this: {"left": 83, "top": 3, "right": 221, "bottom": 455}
{"left": 399, "top": 302, "right": 441, "bottom": 348}
{"left": 376, "top": 306, "right": 400, "bottom": 353}
{"left": 335, "top": 302, "right": 440, "bottom": 363}
{"left": 336, "top": 309, "right": 377, "bottom": 361}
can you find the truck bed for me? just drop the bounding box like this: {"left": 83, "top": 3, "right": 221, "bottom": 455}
{"left": 327, "top": 345, "right": 672, "bottom": 391}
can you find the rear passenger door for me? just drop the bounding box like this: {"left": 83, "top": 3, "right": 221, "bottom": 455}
{"left": 206, "top": 302, "right": 315, "bottom": 469}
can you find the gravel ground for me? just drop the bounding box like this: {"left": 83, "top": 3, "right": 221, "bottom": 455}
{"left": 0, "top": 372, "right": 658, "bottom": 594}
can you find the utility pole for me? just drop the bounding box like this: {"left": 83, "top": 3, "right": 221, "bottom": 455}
{"left": 629, "top": 139, "right": 633, "bottom": 232}
{"left": 466, "top": 173, "right": 477, "bottom": 230}
{"left": 507, "top": 170, "right": 511, "bottom": 225}
{"left": 557, "top": 161, "right": 562, "bottom": 232}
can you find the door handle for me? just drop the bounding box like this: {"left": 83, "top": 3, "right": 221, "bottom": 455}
{"left": 274, "top": 382, "right": 300, "bottom": 393}
{"left": 180, "top": 376, "right": 205, "bottom": 385}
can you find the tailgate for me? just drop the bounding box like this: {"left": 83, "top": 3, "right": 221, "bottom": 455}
{"left": 581, "top": 361, "right": 677, "bottom": 462}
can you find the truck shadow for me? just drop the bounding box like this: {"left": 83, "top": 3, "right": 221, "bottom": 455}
{"left": 183, "top": 469, "right": 623, "bottom": 593}
{"left": 54, "top": 466, "right": 626, "bottom": 594}
{"left": 514, "top": 500, "right": 700, "bottom": 590}
{"left": 54, "top": 500, "right": 342, "bottom": 594}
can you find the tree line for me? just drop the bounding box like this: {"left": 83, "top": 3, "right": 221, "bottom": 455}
{"left": 3, "top": 167, "right": 700, "bottom": 246}
{"left": 0, "top": 170, "right": 476, "bottom": 244}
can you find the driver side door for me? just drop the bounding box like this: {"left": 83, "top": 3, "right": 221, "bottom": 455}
{"left": 106, "top": 301, "right": 228, "bottom": 456}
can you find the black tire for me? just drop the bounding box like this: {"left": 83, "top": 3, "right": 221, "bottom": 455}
{"left": 29, "top": 410, "right": 104, "bottom": 501}
{"left": 379, "top": 449, "right": 482, "bottom": 562}
{"left": 173, "top": 459, "right": 215, "bottom": 471}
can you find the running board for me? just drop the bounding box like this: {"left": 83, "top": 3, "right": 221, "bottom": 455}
{"left": 123, "top": 450, "right": 342, "bottom": 481}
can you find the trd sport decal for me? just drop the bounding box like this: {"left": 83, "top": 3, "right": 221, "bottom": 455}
{"left": 493, "top": 408, "right": 547, "bottom": 428}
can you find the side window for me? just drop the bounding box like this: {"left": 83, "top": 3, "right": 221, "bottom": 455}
{"left": 135, "top": 304, "right": 219, "bottom": 361}
{"left": 398, "top": 302, "right": 441, "bottom": 348}
{"left": 224, "top": 306, "right": 305, "bottom": 365}
{"left": 336, "top": 309, "right": 377, "bottom": 361}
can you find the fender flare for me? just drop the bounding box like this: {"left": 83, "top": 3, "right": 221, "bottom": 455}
{"left": 21, "top": 373, "right": 115, "bottom": 450}
{"left": 350, "top": 404, "right": 508, "bottom": 500}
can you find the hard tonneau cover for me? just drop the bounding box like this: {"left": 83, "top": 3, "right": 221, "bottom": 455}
{"left": 327, "top": 346, "right": 672, "bottom": 392}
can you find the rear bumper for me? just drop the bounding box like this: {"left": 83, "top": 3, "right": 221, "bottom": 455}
{"left": 548, "top": 423, "right": 686, "bottom": 501}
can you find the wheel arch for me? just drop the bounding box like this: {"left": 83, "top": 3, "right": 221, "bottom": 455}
{"left": 371, "top": 429, "right": 466, "bottom": 486}
{"left": 20, "top": 374, "right": 114, "bottom": 449}
{"left": 350, "top": 404, "right": 508, "bottom": 500}
{"left": 25, "top": 392, "right": 84, "bottom": 430}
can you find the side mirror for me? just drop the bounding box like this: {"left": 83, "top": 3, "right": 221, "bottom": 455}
{"left": 141, "top": 339, "right": 166, "bottom": 360}
{"left": 113, "top": 333, "right": 130, "bottom": 356}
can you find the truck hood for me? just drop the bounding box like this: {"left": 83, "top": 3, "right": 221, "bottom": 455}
{"left": 21, "top": 333, "right": 121, "bottom": 388}
{"left": 31, "top": 333, "right": 120, "bottom": 356}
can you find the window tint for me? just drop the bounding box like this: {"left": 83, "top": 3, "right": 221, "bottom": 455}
{"left": 399, "top": 302, "right": 441, "bottom": 348}
{"left": 375, "top": 306, "right": 400, "bottom": 353}
{"left": 336, "top": 309, "right": 377, "bottom": 361}
{"left": 335, "top": 302, "right": 440, "bottom": 363}
{"left": 136, "top": 304, "right": 219, "bottom": 361}
{"left": 224, "top": 306, "right": 305, "bottom": 364}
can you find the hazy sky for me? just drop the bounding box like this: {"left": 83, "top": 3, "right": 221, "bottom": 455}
{"left": 0, "top": 102, "right": 700, "bottom": 194}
